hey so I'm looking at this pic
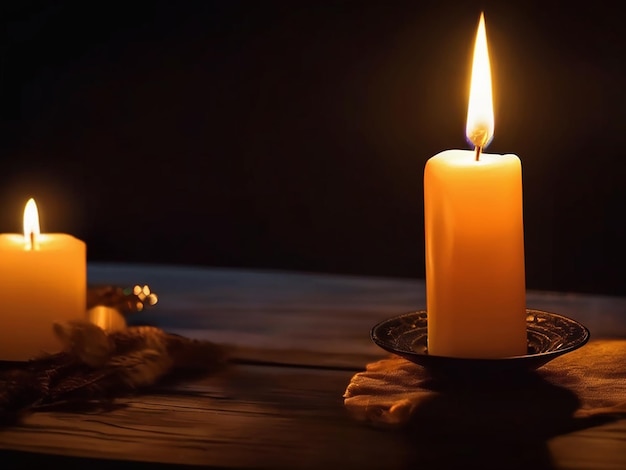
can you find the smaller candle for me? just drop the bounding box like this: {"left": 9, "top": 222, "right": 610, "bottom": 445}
{"left": 0, "top": 198, "right": 86, "bottom": 361}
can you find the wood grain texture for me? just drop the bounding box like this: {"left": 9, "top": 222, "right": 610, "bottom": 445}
{"left": 0, "top": 263, "right": 624, "bottom": 469}
{"left": 2, "top": 361, "right": 625, "bottom": 470}
{"left": 88, "top": 263, "right": 626, "bottom": 365}
{"left": 0, "top": 364, "right": 415, "bottom": 469}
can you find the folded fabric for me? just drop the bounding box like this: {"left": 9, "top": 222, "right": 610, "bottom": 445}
{"left": 343, "top": 339, "right": 626, "bottom": 434}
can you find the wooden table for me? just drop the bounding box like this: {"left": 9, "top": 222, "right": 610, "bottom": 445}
{"left": 1, "top": 262, "right": 625, "bottom": 469}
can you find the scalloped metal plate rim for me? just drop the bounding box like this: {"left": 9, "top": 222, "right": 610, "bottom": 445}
{"left": 370, "top": 309, "right": 590, "bottom": 374}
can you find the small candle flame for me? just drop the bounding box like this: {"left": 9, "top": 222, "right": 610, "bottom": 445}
{"left": 466, "top": 12, "right": 494, "bottom": 151}
{"left": 23, "top": 198, "right": 41, "bottom": 251}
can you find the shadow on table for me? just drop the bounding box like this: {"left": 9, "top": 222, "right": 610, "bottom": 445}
{"left": 399, "top": 372, "right": 616, "bottom": 470}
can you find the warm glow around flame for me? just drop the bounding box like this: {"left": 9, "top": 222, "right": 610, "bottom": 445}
{"left": 466, "top": 12, "right": 494, "bottom": 149}
{"left": 23, "top": 198, "right": 41, "bottom": 250}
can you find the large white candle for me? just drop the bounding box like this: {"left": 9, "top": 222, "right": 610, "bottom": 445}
{"left": 424, "top": 13, "right": 527, "bottom": 358}
{"left": 0, "top": 198, "right": 86, "bottom": 361}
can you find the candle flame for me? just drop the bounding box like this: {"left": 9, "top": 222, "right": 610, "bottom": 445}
{"left": 23, "top": 198, "right": 41, "bottom": 250}
{"left": 466, "top": 12, "right": 494, "bottom": 150}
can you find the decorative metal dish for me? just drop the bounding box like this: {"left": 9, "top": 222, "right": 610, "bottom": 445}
{"left": 370, "top": 309, "right": 590, "bottom": 377}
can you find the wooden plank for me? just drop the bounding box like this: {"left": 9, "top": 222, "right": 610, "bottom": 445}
{"left": 0, "top": 364, "right": 414, "bottom": 469}
{"left": 0, "top": 362, "right": 624, "bottom": 469}
{"left": 1, "top": 263, "right": 621, "bottom": 469}
{"left": 87, "top": 263, "right": 626, "bottom": 368}
{"left": 549, "top": 420, "right": 626, "bottom": 470}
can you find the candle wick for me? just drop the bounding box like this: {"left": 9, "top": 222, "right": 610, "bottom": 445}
{"left": 474, "top": 146, "right": 482, "bottom": 162}
{"left": 29, "top": 231, "right": 35, "bottom": 251}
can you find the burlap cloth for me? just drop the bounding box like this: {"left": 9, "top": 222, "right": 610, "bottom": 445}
{"left": 343, "top": 339, "right": 626, "bottom": 434}
{"left": 0, "top": 320, "right": 226, "bottom": 424}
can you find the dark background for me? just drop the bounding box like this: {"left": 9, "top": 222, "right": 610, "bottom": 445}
{"left": 1, "top": 0, "right": 624, "bottom": 296}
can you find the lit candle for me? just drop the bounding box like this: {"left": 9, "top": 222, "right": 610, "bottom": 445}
{"left": 424, "top": 13, "right": 527, "bottom": 358}
{"left": 0, "top": 198, "right": 87, "bottom": 361}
